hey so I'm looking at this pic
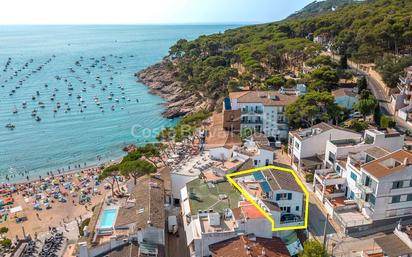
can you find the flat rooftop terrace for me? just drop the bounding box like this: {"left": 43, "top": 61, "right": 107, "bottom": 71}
{"left": 187, "top": 179, "right": 241, "bottom": 214}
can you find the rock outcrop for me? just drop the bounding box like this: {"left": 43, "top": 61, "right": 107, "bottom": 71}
{"left": 136, "top": 61, "right": 212, "bottom": 119}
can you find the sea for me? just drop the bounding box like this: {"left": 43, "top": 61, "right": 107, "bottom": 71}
{"left": 0, "top": 25, "right": 237, "bottom": 183}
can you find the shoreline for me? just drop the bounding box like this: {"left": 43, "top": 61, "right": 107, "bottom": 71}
{"left": 1, "top": 156, "right": 123, "bottom": 186}
{"left": 136, "top": 61, "right": 214, "bottom": 118}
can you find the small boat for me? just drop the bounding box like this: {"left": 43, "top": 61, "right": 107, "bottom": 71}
{"left": 5, "top": 123, "right": 15, "bottom": 130}
{"left": 35, "top": 116, "right": 41, "bottom": 122}
{"left": 12, "top": 107, "right": 18, "bottom": 114}
{"left": 108, "top": 96, "right": 113, "bottom": 100}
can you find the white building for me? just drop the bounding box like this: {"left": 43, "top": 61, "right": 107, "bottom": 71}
{"left": 323, "top": 129, "right": 405, "bottom": 169}
{"left": 314, "top": 149, "right": 412, "bottom": 235}
{"left": 392, "top": 66, "right": 412, "bottom": 121}
{"left": 234, "top": 168, "right": 305, "bottom": 230}
{"left": 288, "top": 122, "right": 361, "bottom": 173}
{"left": 226, "top": 91, "right": 298, "bottom": 140}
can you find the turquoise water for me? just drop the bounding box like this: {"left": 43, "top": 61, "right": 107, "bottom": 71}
{"left": 0, "top": 25, "right": 237, "bottom": 182}
{"left": 99, "top": 208, "right": 117, "bottom": 228}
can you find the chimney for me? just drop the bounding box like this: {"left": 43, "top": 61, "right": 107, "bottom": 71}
{"left": 404, "top": 157, "right": 409, "bottom": 166}
{"left": 397, "top": 218, "right": 403, "bottom": 231}
{"left": 262, "top": 247, "right": 266, "bottom": 256}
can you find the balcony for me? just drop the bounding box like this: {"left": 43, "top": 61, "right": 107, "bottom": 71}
{"left": 314, "top": 168, "right": 346, "bottom": 186}
{"left": 356, "top": 182, "right": 374, "bottom": 194}
{"left": 242, "top": 119, "right": 263, "bottom": 124}
{"left": 241, "top": 109, "right": 263, "bottom": 115}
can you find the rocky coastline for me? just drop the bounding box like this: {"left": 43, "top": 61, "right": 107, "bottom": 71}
{"left": 136, "top": 61, "right": 213, "bottom": 119}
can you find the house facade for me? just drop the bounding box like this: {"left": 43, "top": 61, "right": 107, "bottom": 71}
{"left": 392, "top": 66, "right": 412, "bottom": 121}
{"left": 288, "top": 122, "right": 361, "bottom": 173}
{"left": 225, "top": 91, "right": 298, "bottom": 140}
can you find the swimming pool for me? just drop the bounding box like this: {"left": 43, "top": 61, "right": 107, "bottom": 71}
{"left": 98, "top": 208, "right": 117, "bottom": 229}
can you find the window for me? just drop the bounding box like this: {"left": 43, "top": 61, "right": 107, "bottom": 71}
{"left": 280, "top": 206, "right": 291, "bottom": 213}
{"left": 254, "top": 160, "right": 258, "bottom": 166}
{"left": 350, "top": 172, "right": 357, "bottom": 181}
{"left": 296, "top": 206, "right": 299, "bottom": 211}
{"left": 349, "top": 191, "right": 355, "bottom": 199}
{"left": 392, "top": 195, "right": 401, "bottom": 203}
{"left": 392, "top": 181, "right": 403, "bottom": 189}
{"left": 328, "top": 151, "right": 336, "bottom": 163}
{"left": 276, "top": 193, "right": 292, "bottom": 200}
{"left": 294, "top": 141, "right": 300, "bottom": 150}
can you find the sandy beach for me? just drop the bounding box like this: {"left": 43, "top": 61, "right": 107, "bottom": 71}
{"left": 0, "top": 165, "right": 114, "bottom": 240}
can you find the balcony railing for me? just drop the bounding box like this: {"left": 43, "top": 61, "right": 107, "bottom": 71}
{"left": 241, "top": 109, "right": 263, "bottom": 115}
{"left": 242, "top": 119, "right": 263, "bottom": 124}
{"left": 356, "top": 182, "right": 374, "bottom": 194}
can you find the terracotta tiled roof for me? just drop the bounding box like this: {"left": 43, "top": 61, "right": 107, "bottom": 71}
{"left": 205, "top": 112, "right": 242, "bottom": 149}
{"left": 229, "top": 91, "right": 297, "bottom": 106}
{"left": 209, "top": 235, "right": 290, "bottom": 257}
{"left": 332, "top": 88, "right": 358, "bottom": 98}
{"left": 362, "top": 150, "right": 412, "bottom": 179}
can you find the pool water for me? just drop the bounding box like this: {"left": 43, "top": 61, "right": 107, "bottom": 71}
{"left": 99, "top": 208, "right": 117, "bottom": 228}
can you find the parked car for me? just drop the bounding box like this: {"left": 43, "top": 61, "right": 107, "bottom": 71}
{"left": 168, "top": 215, "right": 178, "bottom": 234}
{"left": 349, "top": 111, "right": 362, "bottom": 118}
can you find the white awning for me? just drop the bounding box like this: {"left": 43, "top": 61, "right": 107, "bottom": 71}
{"left": 10, "top": 206, "right": 23, "bottom": 214}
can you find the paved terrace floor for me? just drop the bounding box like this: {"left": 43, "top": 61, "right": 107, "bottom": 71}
{"left": 187, "top": 179, "right": 241, "bottom": 214}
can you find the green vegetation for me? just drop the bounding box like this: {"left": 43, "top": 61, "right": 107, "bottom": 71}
{"left": 285, "top": 91, "right": 341, "bottom": 128}
{"left": 380, "top": 115, "right": 397, "bottom": 129}
{"left": 120, "top": 160, "right": 157, "bottom": 185}
{"left": 0, "top": 227, "right": 7, "bottom": 238}
{"left": 0, "top": 238, "right": 11, "bottom": 249}
{"left": 299, "top": 240, "right": 328, "bottom": 257}
{"left": 343, "top": 119, "right": 369, "bottom": 132}
{"left": 353, "top": 90, "right": 378, "bottom": 120}
{"left": 304, "top": 65, "right": 339, "bottom": 92}
{"left": 305, "top": 173, "right": 314, "bottom": 183}
{"left": 162, "top": 0, "right": 412, "bottom": 101}
{"left": 357, "top": 76, "right": 368, "bottom": 93}
{"left": 157, "top": 110, "right": 211, "bottom": 142}
{"left": 79, "top": 218, "right": 90, "bottom": 236}
{"left": 288, "top": 0, "right": 360, "bottom": 20}
{"left": 101, "top": 144, "right": 160, "bottom": 189}
{"left": 376, "top": 55, "right": 412, "bottom": 88}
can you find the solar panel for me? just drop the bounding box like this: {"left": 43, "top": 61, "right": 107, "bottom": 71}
{"left": 253, "top": 171, "right": 265, "bottom": 181}
{"left": 260, "top": 182, "right": 272, "bottom": 193}
{"left": 224, "top": 97, "right": 231, "bottom": 110}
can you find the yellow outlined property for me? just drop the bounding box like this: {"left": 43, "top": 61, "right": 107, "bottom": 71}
{"left": 226, "top": 165, "right": 309, "bottom": 232}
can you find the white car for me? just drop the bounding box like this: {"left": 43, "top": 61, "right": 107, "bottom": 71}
{"left": 349, "top": 111, "right": 362, "bottom": 118}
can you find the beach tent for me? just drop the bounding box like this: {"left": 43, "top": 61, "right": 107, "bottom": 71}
{"left": 10, "top": 206, "right": 25, "bottom": 222}
{"left": 10, "top": 206, "right": 23, "bottom": 214}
